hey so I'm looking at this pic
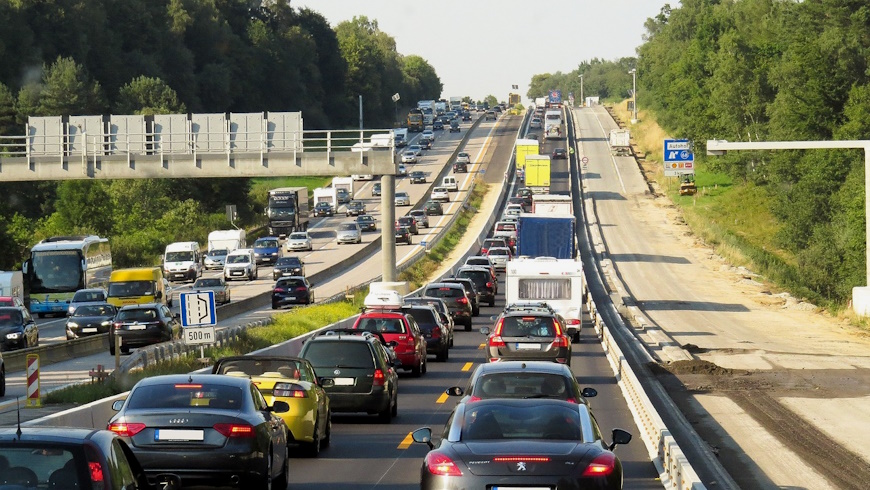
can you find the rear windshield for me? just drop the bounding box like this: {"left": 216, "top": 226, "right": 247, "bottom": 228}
{"left": 116, "top": 308, "right": 159, "bottom": 322}
{"left": 457, "top": 270, "right": 488, "bottom": 286}
{"left": 423, "top": 287, "right": 462, "bottom": 299}
{"left": 255, "top": 239, "right": 278, "bottom": 248}
{"left": 0, "top": 445, "right": 84, "bottom": 489}
{"left": 475, "top": 372, "right": 573, "bottom": 399}
{"left": 303, "top": 342, "right": 374, "bottom": 369}
{"left": 405, "top": 308, "right": 438, "bottom": 329}
{"left": 500, "top": 316, "right": 558, "bottom": 337}
{"left": 127, "top": 383, "right": 244, "bottom": 410}
{"left": 462, "top": 404, "right": 583, "bottom": 441}
{"left": 355, "top": 317, "right": 406, "bottom": 334}
{"left": 277, "top": 279, "right": 306, "bottom": 288}
{"left": 339, "top": 224, "right": 358, "bottom": 231}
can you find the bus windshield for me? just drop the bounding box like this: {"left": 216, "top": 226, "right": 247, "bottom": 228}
{"left": 30, "top": 250, "right": 84, "bottom": 293}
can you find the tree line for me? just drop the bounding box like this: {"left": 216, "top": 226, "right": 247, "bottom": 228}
{"left": 0, "top": 0, "right": 442, "bottom": 268}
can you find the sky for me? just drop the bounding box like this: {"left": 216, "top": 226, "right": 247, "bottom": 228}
{"left": 293, "top": 0, "right": 671, "bottom": 102}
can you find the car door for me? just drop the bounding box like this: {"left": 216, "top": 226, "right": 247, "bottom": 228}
{"left": 250, "top": 382, "right": 286, "bottom": 476}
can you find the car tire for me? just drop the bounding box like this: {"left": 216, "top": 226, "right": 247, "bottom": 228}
{"left": 251, "top": 448, "right": 273, "bottom": 490}
{"left": 304, "top": 419, "right": 322, "bottom": 457}
{"left": 391, "top": 392, "right": 398, "bottom": 417}
{"left": 0, "top": 370, "right": 5, "bottom": 397}
{"left": 436, "top": 347, "right": 448, "bottom": 362}
{"left": 271, "top": 302, "right": 279, "bottom": 310}
{"left": 421, "top": 355, "right": 427, "bottom": 374}
{"left": 411, "top": 359, "right": 421, "bottom": 377}
{"left": 109, "top": 343, "right": 115, "bottom": 356}
{"left": 322, "top": 412, "right": 332, "bottom": 448}
{"left": 378, "top": 401, "right": 392, "bottom": 423}
{"left": 121, "top": 345, "right": 130, "bottom": 355}
{"left": 465, "top": 320, "right": 472, "bottom": 332}
{"left": 489, "top": 298, "right": 496, "bottom": 307}
{"left": 274, "top": 444, "right": 290, "bottom": 488}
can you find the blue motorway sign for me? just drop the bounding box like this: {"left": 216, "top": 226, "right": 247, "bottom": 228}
{"left": 663, "top": 139, "right": 694, "bottom": 175}
{"left": 180, "top": 291, "right": 217, "bottom": 327}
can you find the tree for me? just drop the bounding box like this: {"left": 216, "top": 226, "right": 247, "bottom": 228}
{"left": 37, "top": 56, "right": 106, "bottom": 116}
{"left": 116, "top": 76, "right": 186, "bottom": 115}
{"left": 484, "top": 95, "right": 498, "bottom": 107}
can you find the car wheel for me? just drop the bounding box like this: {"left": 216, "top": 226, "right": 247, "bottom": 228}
{"left": 411, "top": 359, "right": 422, "bottom": 377}
{"left": 304, "top": 419, "right": 322, "bottom": 457}
{"left": 121, "top": 345, "right": 130, "bottom": 355}
{"left": 322, "top": 412, "right": 332, "bottom": 448}
{"left": 436, "top": 347, "right": 448, "bottom": 362}
{"left": 274, "top": 444, "right": 290, "bottom": 488}
{"left": 378, "top": 401, "right": 392, "bottom": 423}
{"left": 0, "top": 369, "right": 5, "bottom": 397}
{"left": 465, "top": 320, "right": 472, "bottom": 332}
{"left": 271, "top": 302, "right": 279, "bottom": 310}
{"left": 251, "top": 448, "right": 273, "bottom": 490}
{"left": 21, "top": 337, "right": 27, "bottom": 350}
{"left": 489, "top": 298, "right": 496, "bottom": 307}
{"left": 391, "top": 391, "right": 398, "bottom": 417}
{"left": 109, "top": 342, "right": 116, "bottom": 356}
{"left": 37, "top": 313, "right": 44, "bottom": 319}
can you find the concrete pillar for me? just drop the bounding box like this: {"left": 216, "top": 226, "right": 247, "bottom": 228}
{"left": 381, "top": 174, "right": 397, "bottom": 281}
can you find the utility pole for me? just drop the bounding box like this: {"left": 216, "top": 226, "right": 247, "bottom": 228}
{"left": 629, "top": 69, "right": 638, "bottom": 123}
{"left": 579, "top": 74, "right": 584, "bottom": 107}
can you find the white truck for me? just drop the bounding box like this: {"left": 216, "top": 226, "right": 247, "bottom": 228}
{"left": 506, "top": 257, "right": 584, "bottom": 341}
{"left": 207, "top": 229, "right": 246, "bottom": 252}
{"left": 609, "top": 129, "right": 632, "bottom": 156}
{"left": 0, "top": 271, "right": 24, "bottom": 305}
{"left": 531, "top": 194, "right": 573, "bottom": 215}
{"left": 313, "top": 187, "right": 337, "bottom": 210}
{"left": 163, "top": 241, "right": 203, "bottom": 282}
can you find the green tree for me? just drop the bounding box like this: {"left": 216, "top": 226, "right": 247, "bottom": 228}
{"left": 37, "top": 56, "right": 106, "bottom": 116}
{"left": 116, "top": 76, "right": 186, "bottom": 115}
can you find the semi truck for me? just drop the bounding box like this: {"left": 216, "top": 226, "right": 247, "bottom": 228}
{"left": 531, "top": 194, "right": 573, "bottom": 215}
{"left": 515, "top": 138, "right": 540, "bottom": 175}
{"left": 266, "top": 187, "right": 310, "bottom": 237}
{"left": 515, "top": 213, "right": 576, "bottom": 259}
{"left": 609, "top": 129, "right": 632, "bottom": 156}
{"left": 524, "top": 155, "right": 551, "bottom": 194}
{"left": 506, "top": 256, "right": 584, "bottom": 341}
{"left": 207, "top": 229, "right": 246, "bottom": 252}
{"left": 544, "top": 109, "right": 563, "bottom": 139}
{"left": 407, "top": 109, "right": 424, "bottom": 132}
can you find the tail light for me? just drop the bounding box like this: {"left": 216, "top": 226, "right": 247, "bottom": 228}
{"left": 582, "top": 452, "right": 617, "bottom": 476}
{"left": 456, "top": 297, "right": 468, "bottom": 305}
{"left": 489, "top": 319, "right": 506, "bottom": 347}
{"left": 273, "top": 382, "right": 307, "bottom": 398}
{"left": 295, "top": 287, "right": 308, "bottom": 292}
{"left": 273, "top": 287, "right": 286, "bottom": 293}
{"left": 107, "top": 422, "right": 145, "bottom": 437}
{"left": 469, "top": 395, "right": 481, "bottom": 402}
{"left": 373, "top": 368, "right": 386, "bottom": 387}
{"left": 565, "top": 318, "right": 581, "bottom": 327}
{"left": 481, "top": 247, "right": 489, "bottom": 254}
{"left": 112, "top": 322, "right": 121, "bottom": 331}
{"left": 425, "top": 452, "right": 463, "bottom": 476}
{"left": 84, "top": 446, "right": 105, "bottom": 488}
{"left": 213, "top": 423, "right": 256, "bottom": 438}
{"left": 486, "top": 282, "right": 493, "bottom": 288}
{"left": 430, "top": 327, "right": 441, "bottom": 339}
{"left": 494, "top": 456, "right": 550, "bottom": 462}
{"left": 552, "top": 335, "right": 570, "bottom": 348}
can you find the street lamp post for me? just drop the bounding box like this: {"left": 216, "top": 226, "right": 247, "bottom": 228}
{"left": 392, "top": 93, "right": 400, "bottom": 126}
{"left": 579, "top": 74, "right": 584, "bottom": 107}
{"left": 629, "top": 69, "right": 638, "bottom": 123}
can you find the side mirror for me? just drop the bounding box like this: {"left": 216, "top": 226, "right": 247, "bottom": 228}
{"left": 111, "top": 400, "right": 125, "bottom": 411}
{"left": 271, "top": 401, "right": 290, "bottom": 413}
{"left": 479, "top": 327, "right": 491, "bottom": 335}
{"left": 411, "top": 427, "right": 434, "bottom": 450}
{"left": 489, "top": 315, "right": 499, "bottom": 321}
{"left": 446, "top": 387, "right": 463, "bottom": 397}
{"left": 388, "top": 340, "right": 399, "bottom": 348}
{"left": 581, "top": 387, "right": 598, "bottom": 398}
{"left": 609, "top": 428, "right": 632, "bottom": 450}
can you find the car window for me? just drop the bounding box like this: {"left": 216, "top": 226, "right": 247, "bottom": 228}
{"left": 475, "top": 373, "right": 571, "bottom": 399}
{"left": 500, "top": 316, "right": 557, "bottom": 337}
{"left": 405, "top": 308, "right": 438, "bottom": 329}
{"left": 277, "top": 278, "right": 305, "bottom": 288}
{"left": 289, "top": 233, "right": 308, "bottom": 240}
{"left": 423, "top": 286, "right": 462, "bottom": 299}
{"left": 227, "top": 254, "right": 250, "bottom": 264}
{"left": 126, "top": 383, "right": 245, "bottom": 410}
{"left": 462, "top": 404, "right": 583, "bottom": 441}
{"left": 110, "top": 438, "right": 139, "bottom": 488}
{"left": 251, "top": 383, "right": 268, "bottom": 411}
{"left": 339, "top": 223, "right": 358, "bottom": 231}
{"left": 303, "top": 342, "right": 375, "bottom": 369}
{"left": 255, "top": 239, "right": 278, "bottom": 248}
{"left": 74, "top": 304, "right": 114, "bottom": 316}
{"left": 195, "top": 278, "right": 222, "bottom": 287}
{"left": 116, "top": 308, "right": 157, "bottom": 322}
{"left": 0, "top": 445, "right": 80, "bottom": 488}
{"left": 356, "top": 317, "right": 406, "bottom": 334}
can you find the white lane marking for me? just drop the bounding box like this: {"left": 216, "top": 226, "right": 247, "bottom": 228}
{"left": 591, "top": 109, "right": 627, "bottom": 194}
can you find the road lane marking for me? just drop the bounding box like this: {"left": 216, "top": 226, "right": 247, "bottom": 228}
{"left": 478, "top": 343, "right": 485, "bottom": 349}
{"left": 436, "top": 392, "right": 449, "bottom": 404}
{"left": 397, "top": 431, "right": 414, "bottom": 449}
{"left": 462, "top": 362, "right": 474, "bottom": 372}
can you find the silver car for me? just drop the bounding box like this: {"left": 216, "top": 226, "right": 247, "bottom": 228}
{"left": 204, "top": 249, "right": 229, "bottom": 270}
{"left": 192, "top": 277, "right": 231, "bottom": 305}
{"left": 285, "top": 231, "right": 313, "bottom": 252}
{"left": 408, "top": 209, "right": 429, "bottom": 228}
{"left": 486, "top": 246, "right": 512, "bottom": 271}
{"left": 455, "top": 152, "right": 471, "bottom": 165}
{"left": 395, "top": 191, "right": 411, "bottom": 206}
{"left": 336, "top": 222, "right": 362, "bottom": 244}
{"left": 402, "top": 151, "right": 417, "bottom": 163}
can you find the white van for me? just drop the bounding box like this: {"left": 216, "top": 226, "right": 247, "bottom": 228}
{"left": 163, "top": 242, "right": 202, "bottom": 282}
{"left": 224, "top": 248, "right": 258, "bottom": 281}
{"left": 441, "top": 176, "right": 458, "bottom": 191}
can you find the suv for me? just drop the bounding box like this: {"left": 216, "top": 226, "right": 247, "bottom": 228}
{"left": 421, "top": 282, "right": 473, "bottom": 331}
{"left": 299, "top": 330, "right": 399, "bottom": 422}
{"left": 109, "top": 303, "right": 180, "bottom": 355}
{"left": 351, "top": 307, "right": 427, "bottom": 376}
{"left": 223, "top": 248, "right": 257, "bottom": 281}
{"left": 442, "top": 277, "right": 481, "bottom": 316}
{"left": 479, "top": 309, "right": 571, "bottom": 365}
{"left": 408, "top": 209, "right": 429, "bottom": 228}
{"left": 404, "top": 297, "right": 454, "bottom": 334}
{"left": 404, "top": 305, "right": 451, "bottom": 361}
{"left": 455, "top": 266, "right": 497, "bottom": 307}
{"left": 396, "top": 216, "right": 418, "bottom": 235}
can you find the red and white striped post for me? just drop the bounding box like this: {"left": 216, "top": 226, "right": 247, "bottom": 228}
{"left": 26, "top": 354, "right": 41, "bottom": 408}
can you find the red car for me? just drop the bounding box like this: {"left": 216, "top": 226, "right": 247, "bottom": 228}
{"left": 351, "top": 292, "right": 428, "bottom": 376}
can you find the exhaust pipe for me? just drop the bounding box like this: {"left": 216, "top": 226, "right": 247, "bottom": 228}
{"left": 230, "top": 475, "right": 240, "bottom": 485}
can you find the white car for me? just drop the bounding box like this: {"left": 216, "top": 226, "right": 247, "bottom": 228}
{"left": 285, "top": 231, "right": 313, "bottom": 252}
{"left": 223, "top": 248, "right": 258, "bottom": 281}
{"left": 464, "top": 255, "right": 495, "bottom": 269}
{"left": 398, "top": 163, "right": 408, "bottom": 175}
{"left": 504, "top": 204, "right": 524, "bottom": 217}
{"left": 352, "top": 174, "right": 374, "bottom": 181}
{"left": 336, "top": 222, "right": 362, "bottom": 244}
{"left": 408, "top": 209, "right": 429, "bottom": 228}
{"left": 486, "top": 246, "right": 512, "bottom": 271}
{"left": 431, "top": 187, "right": 450, "bottom": 202}
{"left": 421, "top": 129, "right": 435, "bottom": 141}
{"left": 401, "top": 151, "right": 417, "bottom": 164}
{"left": 530, "top": 117, "right": 543, "bottom": 129}
{"left": 455, "top": 152, "right": 471, "bottom": 165}
{"left": 394, "top": 191, "right": 411, "bottom": 206}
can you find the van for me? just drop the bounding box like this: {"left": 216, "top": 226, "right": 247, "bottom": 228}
{"left": 163, "top": 241, "right": 202, "bottom": 282}
{"left": 441, "top": 176, "right": 458, "bottom": 192}
{"left": 107, "top": 267, "right": 169, "bottom": 308}
{"left": 223, "top": 248, "right": 258, "bottom": 281}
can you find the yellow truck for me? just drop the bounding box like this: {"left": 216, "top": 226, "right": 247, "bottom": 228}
{"left": 514, "top": 138, "right": 540, "bottom": 180}
{"left": 107, "top": 267, "right": 170, "bottom": 308}
{"left": 524, "top": 155, "right": 551, "bottom": 194}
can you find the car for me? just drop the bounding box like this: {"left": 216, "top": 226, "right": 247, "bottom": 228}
{"left": 108, "top": 303, "right": 179, "bottom": 355}
{"left": 455, "top": 152, "right": 471, "bottom": 165}
{"left": 395, "top": 225, "right": 413, "bottom": 245}
{"left": 449, "top": 120, "right": 460, "bottom": 132}
{"left": 405, "top": 296, "right": 454, "bottom": 332}
{"left": 480, "top": 307, "right": 571, "bottom": 364}
{"left": 398, "top": 163, "right": 407, "bottom": 176}
{"left": 272, "top": 276, "right": 314, "bottom": 308}
{"left": 0, "top": 426, "right": 152, "bottom": 490}
{"left": 530, "top": 117, "right": 543, "bottom": 129}
{"left": 0, "top": 306, "right": 37, "bottom": 351}
{"left": 396, "top": 216, "right": 418, "bottom": 235}
{"left": 424, "top": 200, "right": 444, "bottom": 215}
{"left": 408, "top": 144, "right": 423, "bottom": 157}
{"left": 345, "top": 200, "right": 366, "bottom": 216}
{"left": 552, "top": 147, "right": 568, "bottom": 159}
{"left": 404, "top": 304, "right": 451, "bottom": 361}
{"left": 507, "top": 196, "right": 530, "bottom": 212}
{"left": 431, "top": 187, "right": 450, "bottom": 202}
{"left": 299, "top": 329, "right": 399, "bottom": 422}
{"left": 408, "top": 209, "right": 429, "bottom": 228}
{"left": 253, "top": 237, "right": 280, "bottom": 266}
{"left": 352, "top": 174, "right": 374, "bottom": 181}
{"left": 419, "top": 137, "right": 432, "bottom": 150}
{"left": 486, "top": 246, "right": 513, "bottom": 271}
{"left": 273, "top": 256, "right": 305, "bottom": 280}
{"left": 336, "top": 222, "right": 362, "bottom": 244}
{"left": 462, "top": 111, "right": 472, "bottom": 121}
{"left": 484, "top": 110, "right": 496, "bottom": 121}
{"left": 204, "top": 248, "right": 229, "bottom": 270}
{"left": 432, "top": 120, "right": 444, "bottom": 130}
{"left": 65, "top": 303, "right": 117, "bottom": 340}
{"left": 452, "top": 160, "right": 467, "bottom": 173}
{"left": 463, "top": 256, "right": 498, "bottom": 280}
{"left": 356, "top": 214, "right": 377, "bottom": 232}
{"left": 352, "top": 292, "right": 427, "bottom": 376}
{"left": 401, "top": 151, "right": 418, "bottom": 164}
{"left": 394, "top": 191, "right": 411, "bottom": 207}
{"left": 420, "top": 282, "right": 473, "bottom": 331}
{"left": 455, "top": 266, "right": 497, "bottom": 307}
{"left": 67, "top": 287, "right": 109, "bottom": 316}
{"left": 493, "top": 221, "right": 518, "bottom": 249}
{"left": 108, "top": 374, "right": 292, "bottom": 489}
{"left": 409, "top": 170, "right": 427, "bottom": 184}
{"left": 213, "top": 356, "right": 333, "bottom": 457}
{"left": 516, "top": 187, "right": 533, "bottom": 198}
{"left": 336, "top": 188, "right": 351, "bottom": 204}
{"left": 411, "top": 399, "right": 631, "bottom": 490}
{"left": 223, "top": 248, "right": 258, "bottom": 281}
{"left": 284, "top": 231, "right": 313, "bottom": 252}
{"left": 371, "top": 182, "right": 381, "bottom": 196}
{"left": 421, "top": 129, "right": 435, "bottom": 141}
{"left": 441, "top": 175, "right": 458, "bottom": 191}
{"left": 499, "top": 213, "right": 519, "bottom": 225}
{"left": 504, "top": 203, "right": 524, "bottom": 217}
{"left": 480, "top": 237, "right": 509, "bottom": 255}
{"left": 442, "top": 277, "right": 481, "bottom": 316}
{"left": 446, "top": 361, "right": 598, "bottom": 404}
{"left": 313, "top": 201, "right": 334, "bottom": 217}
{"left": 192, "top": 277, "right": 231, "bottom": 305}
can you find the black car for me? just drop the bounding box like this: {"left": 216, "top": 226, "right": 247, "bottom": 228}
{"left": 411, "top": 399, "right": 631, "bottom": 490}
{"left": 421, "top": 283, "right": 473, "bottom": 330}
{"left": 272, "top": 276, "right": 314, "bottom": 308}
{"left": 462, "top": 111, "right": 472, "bottom": 121}
{"left": 419, "top": 137, "right": 432, "bottom": 150}
{"left": 552, "top": 147, "right": 568, "bottom": 159}
{"left": 433, "top": 120, "right": 444, "bottom": 130}
{"left": 356, "top": 214, "right": 377, "bottom": 232}
{"left": 442, "top": 277, "right": 481, "bottom": 316}
{"left": 346, "top": 200, "right": 366, "bottom": 216}
{"left": 313, "top": 201, "right": 334, "bottom": 217}
{"left": 395, "top": 226, "right": 413, "bottom": 245}
{"left": 396, "top": 216, "right": 418, "bottom": 235}
{"left": 424, "top": 200, "right": 443, "bottom": 216}
{"left": 455, "top": 266, "right": 497, "bottom": 307}
{"left": 404, "top": 305, "right": 451, "bottom": 361}
{"left": 452, "top": 161, "right": 467, "bottom": 173}
{"left": 65, "top": 303, "right": 117, "bottom": 340}
{"left": 447, "top": 361, "right": 598, "bottom": 404}
{"left": 410, "top": 171, "right": 427, "bottom": 184}
{"left": 108, "top": 374, "right": 291, "bottom": 489}
{"left": 273, "top": 256, "right": 305, "bottom": 280}
{"left": 299, "top": 329, "right": 399, "bottom": 422}
{"left": 109, "top": 303, "right": 180, "bottom": 355}
{"left": 480, "top": 308, "right": 572, "bottom": 365}
{"left": 449, "top": 120, "right": 460, "bottom": 133}
{"left": 0, "top": 306, "right": 38, "bottom": 351}
{"left": 0, "top": 427, "right": 151, "bottom": 490}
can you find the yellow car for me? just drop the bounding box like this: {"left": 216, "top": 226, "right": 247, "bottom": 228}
{"left": 212, "top": 356, "right": 332, "bottom": 456}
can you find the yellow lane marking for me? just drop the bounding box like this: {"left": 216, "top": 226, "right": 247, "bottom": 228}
{"left": 398, "top": 431, "right": 414, "bottom": 449}
{"left": 462, "top": 362, "right": 474, "bottom": 372}
{"left": 436, "top": 392, "right": 449, "bottom": 404}
{"left": 478, "top": 343, "right": 486, "bottom": 350}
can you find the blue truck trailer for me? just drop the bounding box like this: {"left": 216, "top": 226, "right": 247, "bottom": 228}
{"left": 516, "top": 213, "right": 576, "bottom": 259}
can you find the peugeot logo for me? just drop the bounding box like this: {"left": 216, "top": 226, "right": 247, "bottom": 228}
{"left": 516, "top": 462, "right": 527, "bottom": 471}
{"left": 169, "top": 418, "right": 188, "bottom": 424}
{"left": 333, "top": 369, "right": 341, "bottom": 375}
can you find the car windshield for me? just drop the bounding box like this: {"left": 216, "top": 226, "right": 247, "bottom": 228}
{"left": 73, "top": 304, "right": 114, "bottom": 317}
{"left": 358, "top": 216, "right": 373, "bottom": 222}
{"left": 126, "top": 383, "right": 244, "bottom": 410}
{"left": 276, "top": 257, "right": 301, "bottom": 266}
{"left": 475, "top": 373, "right": 572, "bottom": 399}
{"left": 108, "top": 280, "right": 153, "bottom": 297}
{"left": 255, "top": 239, "right": 278, "bottom": 248}
{"left": 489, "top": 249, "right": 510, "bottom": 256}
{"left": 208, "top": 249, "right": 228, "bottom": 257}
{"left": 461, "top": 403, "right": 583, "bottom": 441}
{"left": 396, "top": 192, "right": 408, "bottom": 198}
{"left": 339, "top": 224, "right": 358, "bottom": 232}
{"left": 215, "top": 358, "right": 312, "bottom": 381}
{"left": 227, "top": 254, "right": 250, "bottom": 264}
{"left": 289, "top": 233, "right": 308, "bottom": 240}
{"left": 405, "top": 308, "right": 438, "bottom": 330}
{"left": 194, "top": 278, "right": 222, "bottom": 288}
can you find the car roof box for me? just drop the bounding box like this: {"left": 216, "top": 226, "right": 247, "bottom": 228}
{"left": 364, "top": 290, "right": 404, "bottom": 309}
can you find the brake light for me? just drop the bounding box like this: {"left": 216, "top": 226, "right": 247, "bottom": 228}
{"left": 174, "top": 384, "right": 202, "bottom": 389}
{"left": 274, "top": 287, "right": 286, "bottom": 293}
{"left": 552, "top": 335, "right": 570, "bottom": 348}
{"left": 486, "top": 282, "right": 493, "bottom": 288}
{"left": 425, "top": 452, "right": 462, "bottom": 476}
{"left": 565, "top": 318, "right": 581, "bottom": 326}
{"left": 582, "top": 452, "right": 617, "bottom": 476}
{"left": 295, "top": 287, "right": 308, "bottom": 292}
{"left": 213, "top": 423, "right": 256, "bottom": 438}
{"left": 566, "top": 397, "right": 576, "bottom": 403}
{"left": 107, "top": 422, "right": 145, "bottom": 437}
{"left": 481, "top": 247, "right": 489, "bottom": 254}
{"left": 373, "top": 368, "right": 386, "bottom": 387}
{"left": 430, "top": 327, "right": 441, "bottom": 338}
{"left": 494, "top": 456, "right": 550, "bottom": 462}
{"left": 469, "top": 395, "right": 481, "bottom": 402}
{"left": 273, "top": 382, "right": 307, "bottom": 398}
{"left": 456, "top": 297, "right": 468, "bottom": 305}
{"left": 84, "top": 446, "right": 105, "bottom": 485}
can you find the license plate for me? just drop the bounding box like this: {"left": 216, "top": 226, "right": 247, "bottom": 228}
{"left": 127, "top": 325, "right": 146, "bottom": 330}
{"left": 82, "top": 328, "right": 97, "bottom": 333}
{"left": 516, "top": 343, "right": 540, "bottom": 350}
{"left": 155, "top": 429, "right": 204, "bottom": 442}
{"left": 284, "top": 296, "right": 295, "bottom": 300}
{"left": 232, "top": 271, "right": 243, "bottom": 276}
{"left": 493, "top": 487, "right": 550, "bottom": 490}
{"left": 333, "top": 377, "right": 355, "bottom": 386}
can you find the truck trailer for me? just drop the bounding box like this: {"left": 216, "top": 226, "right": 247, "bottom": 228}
{"left": 531, "top": 194, "right": 573, "bottom": 215}
{"left": 0, "top": 271, "right": 24, "bottom": 306}
{"left": 524, "top": 155, "right": 551, "bottom": 194}
{"left": 313, "top": 187, "right": 337, "bottom": 210}
{"left": 609, "top": 129, "right": 632, "bottom": 156}
{"left": 266, "top": 187, "right": 310, "bottom": 238}
{"left": 506, "top": 256, "right": 584, "bottom": 341}
{"left": 514, "top": 138, "right": 540, "bottom": 173}
{"left": 207, "top": 229, "right": 246, "bottom": 252}
{"left": 516, "top": 213, "right": 576, "bottom": 259}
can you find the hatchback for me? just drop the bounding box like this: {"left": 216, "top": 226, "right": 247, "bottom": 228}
{"left": 404, "top": 297, "right": 454, "bottom": 336}
{"left": 203, "top": 248, "right": 228, "bottom": 270}
{"left": 420, "top": 282, "right": 473, "bottom": 330}
{"left": 447, "top": 361, "right": 597, "bottom": 404}
{"left": 313, "top": 201, "right": 334, "bottom": 217}
{"left": 396, "top": 216, "right": 418, "bottom": 235}
{"left": 424, "top": 200, "right": 444, "bottom": 215}
{"left": 394, "top": 191, "right": 411, "bottom": 206}
{"left": 65, "top": 303, "right": 117, "bottom": 340}
{"left": 431, "top": 187, "right": 450, "bottom": 202}
{"left": 109, "top": 303, "right": 179, "bottom": 355}
{"left": 453, "top": 161, "right": 467, "bottom": 173}
{"left": 404, "top": 305, "right": 451, "bottom": 361}
{"left": 481, "top": 310, "right": 571, "bottom": 364}
{"left": 372, "top": 182, "right": 382, "bottom": 196}
{"left": 285, "top": 231, "right": 313, "bottom": 252}
{"left": 486, "top": 246, "right": 513, "bottom": 271}
{"left": 421, "top": 129, "right": 435, "bottom": 141}
{"left": 408, "top": 209, "right": 429, "bottom": 228}
{"left": 272, "top": 276, "right": 314, "bottom": 308}
{"left": 408, "top": 144, "right": 423, "bottom": 157}
{"left": 442, "top": 277, "right": 482, "bottom": 316}
{"left": 356, "top": 214, "right": 377, "bottom": 232}
{"left": 336, "top": 222, "right": 362, "bottom": 244}
{"left": 401, "top": 151, "right": 418, "bottom": 164}
{"left": 455, "top": 266, "right": 497, "bottom": 307}
{"left": 395, "top": 226, "right": 413, "bottom": 245}
{"left": 352, "top": 309, "right": 427, "bottom": 376}
{"left": 192, "top": 277, "right": 231, "bottom": 305}
{"left": 410, "top": 171, "right": 427, "bottom": 184}
{"left": 480, "top": 237, "right": 509, "bottom": 255}
{"left": 273, "top": 256, "right": 305, "bottom": 280}
{"left": 0, "top": 306, "right": 38, "bottom": 351}
{"left": 552, "top": 147, "right": 568, "bottom": 159}
{"left": 336, "top": 188, "right": 351, "bottom": 204}
{"left": 455, "top": 152, "right": 471, "bottom": 165}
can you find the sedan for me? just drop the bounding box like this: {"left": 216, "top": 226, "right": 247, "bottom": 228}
{"left": 394, "top": 191, "right": 411, "bottom": 206}
{"left": 272, "top": 276, "right": 314, "bottom": 308}
{"left": 0, "top": 306, "right": 38, "bottom": 351}
{"left": 431, "top": 187, "right": 450, "bottom": 202}
{"left": 412, "top": 399, "right": 631, "bottom": 490}
{"left": 192, "top": 277, "right": 231, "bottom": 305}
{"left": 345, "top": 201, "right": 366, "bottom": 216}
{"left": 398, "top": 163, "right": 408, "bottom": 176}
{"left": 65, "top": 303, "right": 117, "bottom": 340}
{"left": 446, "top": 361, "right": 598, "bottom": 404}
{"left": 421, "top": 129, "right": 435, "bottom": 141}
{"left": 336, "top": 222, "right": 362, "bottom": 244}
{"left": 486, "top": 246, "right": 513, "bottom": 271}
{"left": 285, "top": 231, "right": 313, "bottom": 252}
{"left": 410, "top": 171, "right": 427, "bottom": 184}
{"left": 455, "top": 152, "right": 471, "bottom": 165}
{"left": 273, "top": 256, "right": 305, "bottom": 280}
{"left": 204, "top": 249, "right": 229, "bottom": 270}
{"left": 213, "top": 356, "right": 333, "bottom": 456}
{"left": 356, "top": 214, "right": 377, "bottom": 232}
{"left": 108, "top": 374, "right": 291, "bottom": 489}
{"left": 408, "top": 209, "right": 429, "bottom": 228}
{"left": 109, "top": 303, "right": 179, "bottom": 355}
{"left": 401, "top": 151, "right": 418, "bottom": 164}
{"left": 552, "top": 147, "right": 568, "bottom": 159}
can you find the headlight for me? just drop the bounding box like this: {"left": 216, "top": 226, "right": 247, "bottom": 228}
{"left": 274, "top": 268, "right": 281, "bottom": 273}
{"left": 66, "top": 322, "right": 78, "bottom": 329}
{"left": 6, "top": 333, "right": 20, "bottom": 340}
{"left": 101, "top": 321, "right": 112, "bottom": 327}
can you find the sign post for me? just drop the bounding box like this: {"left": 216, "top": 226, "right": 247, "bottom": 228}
{"left": 180, "top": 291, "right": 217, "bottom": 360}
{"left": 663, "top": 139, "right": 695, "bottom": 177}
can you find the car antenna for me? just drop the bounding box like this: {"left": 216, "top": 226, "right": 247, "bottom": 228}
{"left": 15, "top": 398, "right": 22, "bottom": 440}
{"left": 188, "top": 375, "right": 194, "bottom": 383}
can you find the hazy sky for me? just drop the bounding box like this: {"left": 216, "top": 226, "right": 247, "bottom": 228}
{"left": 293, "top": 0, "right": 670, "bottom": 102}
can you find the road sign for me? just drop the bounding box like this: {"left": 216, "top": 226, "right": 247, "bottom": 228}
{"left": 581, "top": 156, "right": 589, "bottom": 165}
{"left": 184, "top": 326, "right": 216, "bottom": 345}
{"left": 180, "top": 291, "right": 216, "bottom": 327}
{"left": 663, "top": 139, "right": 695, "bottom": 176}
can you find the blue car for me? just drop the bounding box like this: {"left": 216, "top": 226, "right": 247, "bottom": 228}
{"left": 253, "top": 236, "right": 280, "bottom": 266}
